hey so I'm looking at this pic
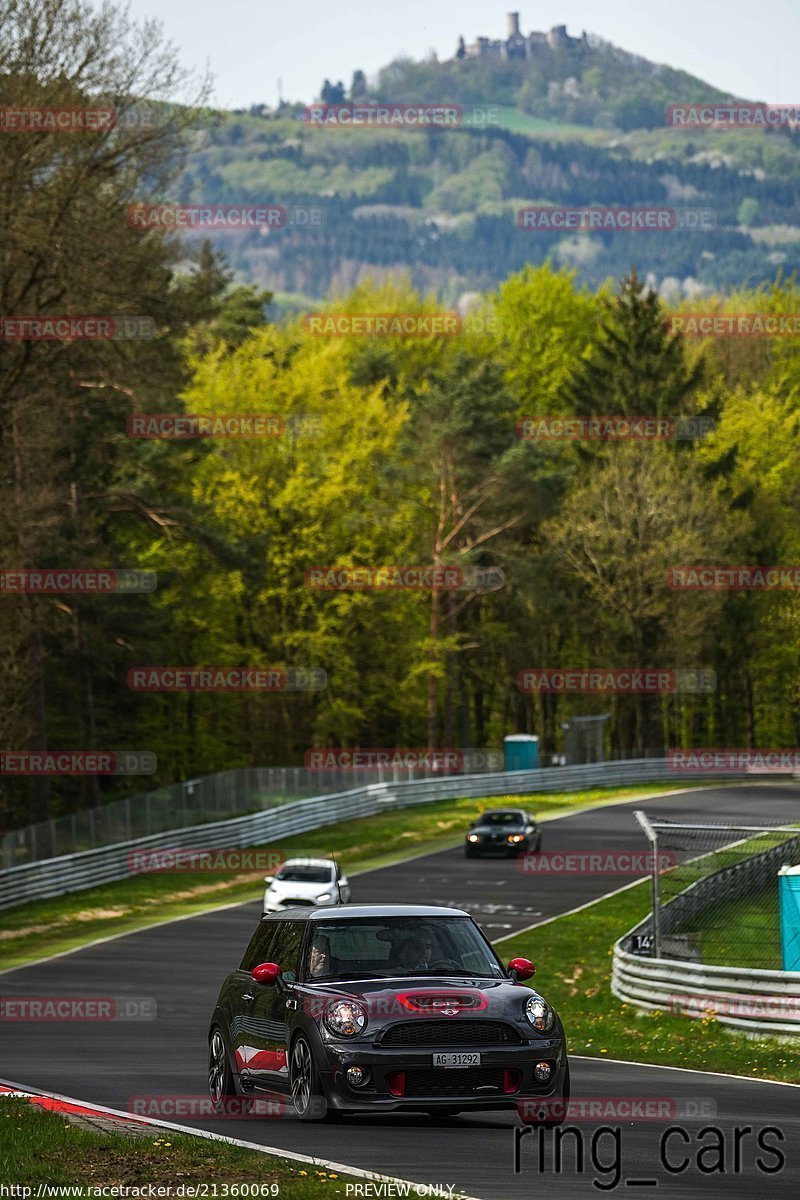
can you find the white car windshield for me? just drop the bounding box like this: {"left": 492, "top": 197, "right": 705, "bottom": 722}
{"left": 275, "top": 866, "right": 333, "bottom": 884}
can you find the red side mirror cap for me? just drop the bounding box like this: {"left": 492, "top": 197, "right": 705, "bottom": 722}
{"left": 252, "top": 962, "right": 281, "bottom": 985}
{"left": 508, "top": 956, "right": 536, "bottom": 981}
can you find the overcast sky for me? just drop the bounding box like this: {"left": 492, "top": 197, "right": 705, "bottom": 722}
{"left": 120, "top": 0, "right": 799, "bottom": 111}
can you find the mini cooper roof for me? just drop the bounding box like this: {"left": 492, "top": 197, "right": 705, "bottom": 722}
{"left": 258, "top": 904, "right": 470, "bottom": 922}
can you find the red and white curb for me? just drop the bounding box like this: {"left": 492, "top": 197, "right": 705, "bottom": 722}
{"left": 1, "top": 1080, "right": 478, "bottom": 1196}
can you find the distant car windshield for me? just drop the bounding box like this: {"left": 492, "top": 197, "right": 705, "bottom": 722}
{"left": 275, "top": 866, "right": 332, "bottom": 884}
{"left": 480, "top": 811, "right": 522, "bottom": 825}
{"left": 303, "top": 916, "right": 505, "bottom": 981}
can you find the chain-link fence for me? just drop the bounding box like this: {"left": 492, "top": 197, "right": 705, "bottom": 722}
{"left": 2, "top": 755, "right": 508, "bottom": 869}
{"left": 633, "top": 813, "right": 800, "bottom": 969}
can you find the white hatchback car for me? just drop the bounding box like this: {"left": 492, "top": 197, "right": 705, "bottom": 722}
{"left": 262, "top": 857, "right": 351, "bottom": 914}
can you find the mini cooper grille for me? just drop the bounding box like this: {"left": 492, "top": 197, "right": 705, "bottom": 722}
{"left": 380, "top": 1020, "right": 523, "bottom": 1047}
{"left": 400, "top": 1068, "right": 512, "bottom": 1097}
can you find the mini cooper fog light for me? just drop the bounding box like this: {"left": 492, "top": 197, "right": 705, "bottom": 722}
{"left": 534, "top": 1061, "right": 552, "bottom": 1082}
{"left": 346, "top": 1066, "right": 368, "bottom": 1087}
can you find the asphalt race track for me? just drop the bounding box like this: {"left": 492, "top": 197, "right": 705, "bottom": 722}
{"left": 2, "top": 782, "right": 799, "bottom": 1197}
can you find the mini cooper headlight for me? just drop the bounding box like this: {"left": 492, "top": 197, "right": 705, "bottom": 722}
{"left": 525, "top": 995, "right": 554, "bottom": 1033}
{"left": 467, "top": 834, "right": 480, "bottom": 842}
{"left": 324, "top": 999, "right": 367, "bottom": 1038}
{"left": 316, "top": 892, "right": 333, "bottom": 902}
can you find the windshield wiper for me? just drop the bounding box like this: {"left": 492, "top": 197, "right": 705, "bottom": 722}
{"left": 409, "top": 969, "right": 495, "bottom": 977}
{"left": 318, "top": 971, "right": 388, "bottom": 981}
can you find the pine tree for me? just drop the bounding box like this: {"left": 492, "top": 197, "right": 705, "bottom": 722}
{"left": 561, "top": 269, "right": 703, "bottom": 421}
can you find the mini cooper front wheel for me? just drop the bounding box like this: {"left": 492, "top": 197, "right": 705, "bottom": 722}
{"left": 290, "top": 1034, "right": 338, "bottom": 1121}
{"left": 208, "top": 1027, "right": 238, "bottom": 1113}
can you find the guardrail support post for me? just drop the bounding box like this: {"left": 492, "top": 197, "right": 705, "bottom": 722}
{"left": 635, "top": 809, "right": 662, "bottom": 959}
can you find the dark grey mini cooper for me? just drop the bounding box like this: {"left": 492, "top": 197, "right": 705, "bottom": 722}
{"left": 208, "top": 904, "right": 569, "bottom": 1123}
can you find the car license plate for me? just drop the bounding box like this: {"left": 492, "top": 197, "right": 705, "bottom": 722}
{"left": 432, "top": 1052, "right": 480, "bottom": 1068}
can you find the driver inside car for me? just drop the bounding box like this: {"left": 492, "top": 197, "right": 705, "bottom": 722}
{"left": 396, "top": 933, "right": 435, "bottom": 971}
{"left": 308, "top": 932, "right": 332, "bottom": 978}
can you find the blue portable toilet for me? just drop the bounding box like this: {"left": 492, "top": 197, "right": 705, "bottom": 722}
{"left": 779, "top": 865, "right": 800, "bottom": 971}
{"left": 504, "top": 734, "right": 540, "bottom": 772}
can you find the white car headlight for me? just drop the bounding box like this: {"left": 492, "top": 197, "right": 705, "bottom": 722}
{"left": 316, "top": 892, "right": 333, "bottom": 902}
{"left": 525, "top": 995, "right": 555, "bottom": 1033}
{"left": 323, "top": 1000, "right": 367, "bottom": 1038}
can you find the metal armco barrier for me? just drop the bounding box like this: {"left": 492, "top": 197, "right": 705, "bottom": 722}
{"left": 0, "top": 758, "right": 689, "bottom": 910}
{"left": 612, "top": 936, "right": 800, "bottom": 1037}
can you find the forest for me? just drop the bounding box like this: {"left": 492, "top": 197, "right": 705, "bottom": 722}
{"left": 1, "top": 1, "right": 799, "bottom": 830}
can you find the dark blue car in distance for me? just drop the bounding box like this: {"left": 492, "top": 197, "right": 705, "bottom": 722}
{"left": 465, "top": 809, "right": 542, "bottom": 857}
{"left": 208, "top": 904, "right": 569, "bottom": 1123}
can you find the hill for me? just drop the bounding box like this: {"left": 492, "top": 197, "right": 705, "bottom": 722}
{"left": 174, "top": 17, "right": 800, "bottom": 307}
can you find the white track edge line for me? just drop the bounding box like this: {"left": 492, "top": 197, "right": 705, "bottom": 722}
{"left": 569, "top": 1055, "right": 800, "bottom": 1088}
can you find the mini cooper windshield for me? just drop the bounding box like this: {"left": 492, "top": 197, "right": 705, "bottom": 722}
{"left": 304, "top": 916, "right": 505, "bottom": 981}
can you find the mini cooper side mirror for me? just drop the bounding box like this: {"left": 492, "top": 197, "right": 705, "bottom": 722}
{"left": 507, "top": 956, "right": 536, "bottom": 982}
{"left": 251, "top": 962, "right": 281, "bottom": 985}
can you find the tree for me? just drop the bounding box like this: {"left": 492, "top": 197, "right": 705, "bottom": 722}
{"left": 737, "top": 197, "right": 761, "bottom": 227}
{"left": 320, "top": 79, "right": 346, "bottom": 104}
{"left": 492, "top": 263, "right": 600, "bottom": 418}
{"left": 350, "top": 69, "right": 368, "bottom": 100}
{"left": 544, "top": 445, "right": 734, "bottom": 754}
{"left": 561, "top": 270, "right": 704, "bottom": 424}
{"left": 0, "top": 0, "right": 207, "bottom": 821}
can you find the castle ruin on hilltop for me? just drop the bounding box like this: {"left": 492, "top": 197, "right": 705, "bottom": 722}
{"left": 459, "top": 12, "right": 589, "bottom": 60}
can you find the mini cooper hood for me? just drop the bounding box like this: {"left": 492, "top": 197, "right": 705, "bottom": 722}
{"left": 300, "top": 976, "right": 547, "bottom": 1018}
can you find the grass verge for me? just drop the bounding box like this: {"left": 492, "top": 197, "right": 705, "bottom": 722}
{"left": 0, "top": 1098, "right": 358, "bottom": 1195}
{"left": 0, "top": 784, "right": 687, "bottom": 972}
{"left": 498, "top": 879, "right": 800, "bottom": 1084}
{"left": 693, "top": 886, "right": 780, "bottom": 969}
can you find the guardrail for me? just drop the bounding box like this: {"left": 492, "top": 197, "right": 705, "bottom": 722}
{"left": 612, "top": 934, "right": 800, "bottom": 1037}
{"left": 0, "top": 758, "right": 685, "bottom": 911}
{"left": 612, "top": 812, "right": 800, "bottom": 1036}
